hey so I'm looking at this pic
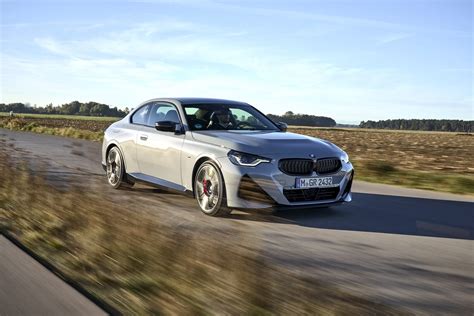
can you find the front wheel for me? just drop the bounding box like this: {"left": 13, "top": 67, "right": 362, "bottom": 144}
{"left": 194, "top": 161, "right": 230, "bottom": 217}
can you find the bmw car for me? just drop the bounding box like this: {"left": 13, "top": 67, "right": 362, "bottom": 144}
{"left": 102, "top": 98, "right": 354, "bottom": 216}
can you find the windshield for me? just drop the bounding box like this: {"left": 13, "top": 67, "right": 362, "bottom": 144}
{"left": 183, "top": 104, "right": 279, "bottom": 131}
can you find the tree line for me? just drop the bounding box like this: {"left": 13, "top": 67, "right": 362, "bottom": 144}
{"left": 267, "top": 111, "right": 336, "bottom": 127}
{"left": 0, "top": 101, "right": 127, "bottom": 117}
{"left": 360, "top": 119, "right": 473, "bottom": 132}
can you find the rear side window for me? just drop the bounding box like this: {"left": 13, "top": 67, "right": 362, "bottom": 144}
{"left": 131, "top": 105, "right": 150, "bottom": 125}
{"left": 148, "top": 103, "right": 181, "bottom": 126}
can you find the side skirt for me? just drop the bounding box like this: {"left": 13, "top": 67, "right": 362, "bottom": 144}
{"left": 128, "top": 173, "right": 194, "bottom": 197}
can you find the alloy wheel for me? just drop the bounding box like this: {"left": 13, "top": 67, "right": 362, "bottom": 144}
{"left": 106, "top": 147, "right": 122, "bottom": 186}
{"left": 195, "top": 164, "right": 221, "bottom": 213}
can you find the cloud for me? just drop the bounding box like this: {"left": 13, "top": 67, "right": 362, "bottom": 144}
{"left": 126, "top": 0, "right": 404, "bottom": 29}
{"left": 34, "top": 37, "right": 71, "bottom": 55}
{"left": 376, "top": 33, "right": 414, "bottom": 45}
{"left": 4, "top": 14, "right": 472, "bottom": 121}
{"left": 3, "top": 44, "right": 472, "bottom": 121}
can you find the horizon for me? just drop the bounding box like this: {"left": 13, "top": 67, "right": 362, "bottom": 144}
{"left": 1, "top": 0, "right": 472, "bottom": 123}
{"left": 4, "top": 99, "right": 474, "bottom": 126}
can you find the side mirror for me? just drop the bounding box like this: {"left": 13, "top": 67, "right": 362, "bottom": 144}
{"left": 276, "top": 122, "right": 288, "bottom": 132}
{"left": 155, "top": 121, "right": 177, "bottom": 132}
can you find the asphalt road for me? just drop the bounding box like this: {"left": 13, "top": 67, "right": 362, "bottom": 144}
{"left": 1, "top": 129, "right": 473, "bottom": 314}
{"left": 0, "top": 236, "right": 106, "bottom": 315}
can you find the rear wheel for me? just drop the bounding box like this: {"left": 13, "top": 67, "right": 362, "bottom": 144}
{"left": 106, "top": 146, "right": 133, "bottom": 189}
{"left": 194, "top": 161, "right": 230, "bottom": 217}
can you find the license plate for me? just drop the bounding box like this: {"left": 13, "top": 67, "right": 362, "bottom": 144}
{"left": 296, "top": 177, "right": 333, "bottom": 189}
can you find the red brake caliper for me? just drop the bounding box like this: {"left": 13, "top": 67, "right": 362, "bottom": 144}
{"left": 202, "top": 179, "right": 210, "bottom": 196}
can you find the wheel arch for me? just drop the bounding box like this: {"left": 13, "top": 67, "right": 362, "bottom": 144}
{"left": 105, "top": 141, "right": 129, "bottom": 171}
{"left": 191, "top": 156, "right": 224, "bottom": 197}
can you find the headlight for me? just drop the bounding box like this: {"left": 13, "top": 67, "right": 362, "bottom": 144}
{"left": 228, "top": 150, "right": 271, "bottom": 167}
{"left": 341, "top": 151, "right": 350, "bottom": 163}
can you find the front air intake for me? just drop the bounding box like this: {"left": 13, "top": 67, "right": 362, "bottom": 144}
{"left": 238, "top": 175, "right": 276, "bottom": 205}
{"left": 283, "top": 187, "right": 340, "bottom": 202}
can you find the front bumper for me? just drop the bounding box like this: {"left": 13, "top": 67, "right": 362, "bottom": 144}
{"left": 217, "top": 156, "right": 354, "bottom": 209}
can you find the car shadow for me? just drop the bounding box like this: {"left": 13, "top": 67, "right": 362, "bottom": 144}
{"left": 232, "top": 193, "right": 474, "bottom": 240}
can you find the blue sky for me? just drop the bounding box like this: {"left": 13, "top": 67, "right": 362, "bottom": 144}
{"left": 1, "top": 0, "right": 472, "bottom": 123}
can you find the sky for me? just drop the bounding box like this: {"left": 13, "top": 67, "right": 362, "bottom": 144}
{"left": 0, "top": 0, "right": 472, "bottom": 123}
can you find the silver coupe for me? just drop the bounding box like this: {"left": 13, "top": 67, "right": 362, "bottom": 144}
{"left": 102, "top": 98, "right": 354, "bottom": 216}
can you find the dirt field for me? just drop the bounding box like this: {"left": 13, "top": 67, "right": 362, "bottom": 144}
{"left": 0, "top": 116, "right": 112, "bottom": 132}
{"left": 1, "top": 116, "right": 473, "bottom": 194}
{"left": 294, "top": 128, "right": 474, "bottom": 176}
{"left": 293, "top": 128, "right": 474, "bottom": 194}
{"left": 0, "top": 112, "right": 119, "bottom": 121}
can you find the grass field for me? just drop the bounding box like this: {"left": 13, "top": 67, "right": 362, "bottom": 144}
{"left": 0, "top": 144, "right": 401, "bottom": 314}
{"left": 1, "top": 115, "right": 473, "bottom": 195}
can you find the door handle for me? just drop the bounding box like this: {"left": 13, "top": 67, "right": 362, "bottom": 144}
{"left": 140, "top": 134, "right": 148, "bottom": 141}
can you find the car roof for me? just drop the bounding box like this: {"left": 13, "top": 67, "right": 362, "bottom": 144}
{"left": 150, "top": 97, "right": 250, "bottom": 106}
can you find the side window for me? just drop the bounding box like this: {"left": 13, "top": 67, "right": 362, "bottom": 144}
{"left": 231, "top": 108, "right": 260, "bottom": 125}
{"left": 231, "top": 108, "right": 251, "bottom": 122}
{"left": 131, "top": 105, "right": 150, "bottom": 125}
{"left": 185, "top": 107, "right": 208, "bottom": 130}
{"left": 148, "top": 103, "right": 181, "bottom": 126}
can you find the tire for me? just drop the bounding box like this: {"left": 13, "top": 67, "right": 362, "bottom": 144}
{"left": 194, "top": 161, "right": 231, "bottom": 217}
{"left": 106, "top": 146, "right": 134, "bottom": 189}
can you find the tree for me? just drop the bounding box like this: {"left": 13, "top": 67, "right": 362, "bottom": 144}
{"left": 267, "top": 112, "right": 336, "bottom": 127}
{"left": 359, "top": 119, "right": 473, "bottom": 132}
{"left": 0, "top": 101, "right": 127, "bottom": 117}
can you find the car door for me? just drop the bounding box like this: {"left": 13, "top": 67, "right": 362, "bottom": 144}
{"left": 125, "top": 103, "right": 152, "bottom": 173}
{"left": 135, "top": 102, "right": 185, "bottom": 188}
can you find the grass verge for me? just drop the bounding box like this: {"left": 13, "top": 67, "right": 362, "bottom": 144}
{"left": 0, "top": 145, "right": 402, "bottom": 315}
{"left": 352, "top": 160, "right": 474, "bottom": 195}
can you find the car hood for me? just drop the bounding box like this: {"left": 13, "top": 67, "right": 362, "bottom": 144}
{"left": 191, "top": 130, "right": 343, "bottom": 157}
